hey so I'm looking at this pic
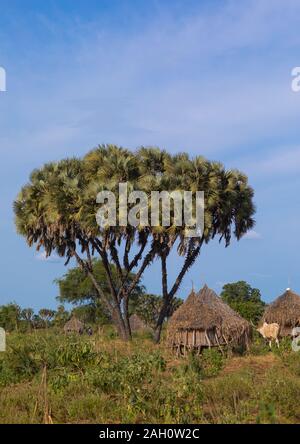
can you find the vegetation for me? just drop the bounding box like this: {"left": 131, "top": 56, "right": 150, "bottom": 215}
{"left": 0, "top": 328, "right": 300, "bottom": 424}
{"left": 0, "top": 304, "right": 21, "bottom": 332}
{"left": 55, "top": 259, "right": 146, "bottom": 325}
{"left": 133, "top": 293, "right": 183, "bottom": 330}
{"left": 221, "top": 281, "right": 266, "bottom": 323}
{"left": 14, "top": 145, "right": 255, "bottom": 341}
{"left": 55, "top": 260, "right": 182, "bottom": 328}
{"left": 0, "top": 304, "right": 61, "bottom": 333}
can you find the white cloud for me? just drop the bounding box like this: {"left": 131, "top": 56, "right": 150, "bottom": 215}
{"left": 253, "top": 147, "right": 300, "bottom": 175}
{"left": 215, "top": 281, "right": 226, "bottom": 289}
{"left": 3, "top": 0, "right": 300, "bottom": 166}
{"left": 234, "top": 145, "right": 300, "bottom": 178}
{"left": 243, "top": 230, "right": 262, "bottom": 240}
{"left": 35, "top": 251, "right": 61, "bottom": 263}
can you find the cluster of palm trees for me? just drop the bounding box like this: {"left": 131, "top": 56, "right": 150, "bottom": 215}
{"left": 14, "top": 145, "right": 255, "bottom": 341}
{"left": 0, "top": 303, "right": 69, "bottom": 332}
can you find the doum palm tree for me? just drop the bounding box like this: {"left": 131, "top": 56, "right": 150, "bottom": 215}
{"left": 14, "top": 145, "right": 255, "bottom": 341}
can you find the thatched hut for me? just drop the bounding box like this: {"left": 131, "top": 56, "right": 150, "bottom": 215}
{"left": 63, "top": 316, "right": 84, "bottom": 334}
{"left": 167, "top": 285, "right": 252, "bottom": 355}
{"left": 262, "top": 288, "right": 300, "bottom": 337}
{"left": 129, "top": 314, "right": 149, "bottom": 333}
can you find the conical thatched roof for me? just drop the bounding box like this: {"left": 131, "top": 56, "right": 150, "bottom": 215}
{"left": 129, "top": 314, "right": 149, "bottom": 332}
{"left": 263, "top": 288, "right": 300, "bottom": 336}
{"left": 64, "top": 316, "right": 84, "bottom": 333}
{"left": 167, "top": 288, "right": 222, "bottom": 331}
{"left": 167, "top": 285, "right": 251, "bottom": 351}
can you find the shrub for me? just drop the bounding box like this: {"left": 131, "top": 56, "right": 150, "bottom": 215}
{"left": 248, "top": 332, "right": 270, "bottom": 356}
{"left": 273, "top": 337, "right": 293, "bottom": 359}
{"left": 202, "top": 370, "right": 255, "bottom": 423}
{"left": 199, "top": 348, "right": 225, "bottom": 378}
{"left": 260, "top": 369, "right": 300, "bottom": 420}
{"left": 281, "top": 350, "right": 300, "bottom": 377}
{"left": 0, "top": 344, "right": 39, "bottom": 384}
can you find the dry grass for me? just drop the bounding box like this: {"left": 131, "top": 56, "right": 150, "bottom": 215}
{"left": 222, "top": 354, "right": 277, "bottom": 377}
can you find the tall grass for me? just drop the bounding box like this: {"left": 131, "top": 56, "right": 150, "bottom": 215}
{"left": 0, "top": 329, "right": 300, "bottom": 423}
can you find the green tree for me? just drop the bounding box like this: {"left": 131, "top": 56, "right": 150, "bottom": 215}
{"left": 20, "top": 308, "right": 34, "bottom": 331}
{"left": 53, "top": 305, "right": 69, "bottom": 327}
{"left": 38, "top": 308, "right": 55, "bottom": 328}
{"left": 134, "top": 293, "right": 183, "bottom": 329}
{"left": 55, "top": 259, "right": 145, "bottom": 325}
{"left": 0, "top": 303, "right": 21, "bottom": 331}
{"left": 220, "top": 281, "right": 265, "bottom": 323}
{"left": 14, "top": 145, "right": 255, "bottom": 341}
{"left": 32, "top": 314, "right": 44, "bottom": 329}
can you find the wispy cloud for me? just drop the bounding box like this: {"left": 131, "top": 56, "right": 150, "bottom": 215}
{"left": 2, "top": 1, "right": 300, "bottom": 307}
{"left": 3, "top": 0, "right": 300, "bottom": 166}
{"left": 250, "top": 272, "right": 272, "bottom": 279}
{"left": 215, "top": 281, "right": 226, "bottom": 289}
{"left": 243, "top": 230, "right": 262, "bottom": 240}
{"left": 252, "top": 147, "right": 300, "bottom": 175}
{"left": 35, "top": 251, "right": 61, "bottom": 263}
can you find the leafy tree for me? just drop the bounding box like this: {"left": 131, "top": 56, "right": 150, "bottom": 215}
{"left": 220, "top": 281, "right": 265, "bottom": 323}
{"left": 14, "top": 145, "right": 255, "bottom": 341}
{"left": 53, "top": 305, "right": 69, "bottom": 327}
{"left": 38, "top": 308, "right": 55, "bottom": 328}
{"left": 20, "top": 308, "right": 34, "bottom": 330}
{"left": 55, "top": 259, "right": 145, "bottom": 325}
{"left": 71, "top": 305, "right": 99, "bottom": 324}
{"left": 134, "top": 293, "right": 183, "bottom": 329}
{"left": 32, "top": 314, "right": 44, "bottom": 329}
{"left": 0, "top": 303, "right": 21, "bottom": 331}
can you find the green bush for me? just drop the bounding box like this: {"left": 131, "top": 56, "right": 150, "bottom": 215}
{"left": 248, "top": 332, "right": 270, "bottom": 356}
{"left": 281, "top": 350, "right": 300, "bottom": 377}
{"left": 260, "top": 369, "right": 300, "bottom": 420}
{"left": 202, "top": 370, "right": 255, "bottom": 423}
{"left": 86, "top": 351, "right": 166, "bottom": 394}
{"left": 199, "top": 348, "right": 225, "bottom": 377}
{"left": 0, "top": 344, "right": 39, "bottom": 385}
{"left": 273, "top": 337, "right": 293, "bottom": 359}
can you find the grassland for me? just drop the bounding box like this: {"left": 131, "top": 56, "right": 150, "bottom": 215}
{"left": 0, "top": 328, "right": 300, "bottom": 424}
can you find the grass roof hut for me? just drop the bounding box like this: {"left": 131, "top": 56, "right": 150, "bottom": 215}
{"left": 167, "top": 285, "right": 252, "bottom": 355}
{"left": 63, "top": 316, "right": 84, "bottom": 334}
{"left": 129, "top": 314, "right": 149, "bottom": 333}
{"left": 262, "top": 288, "right": 300, "bottom": 337}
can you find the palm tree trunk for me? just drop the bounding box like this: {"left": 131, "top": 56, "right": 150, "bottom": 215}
{"left": 123, "top": 292, "right": 132, "bottom": 339}
{"left": 154, "top": 252, "right": 168, "bottom": 343}
{"left": 154, "top": 244, "right": 202, "bottom": 343}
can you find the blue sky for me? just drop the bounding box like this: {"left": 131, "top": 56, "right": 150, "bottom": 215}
{"left": 1, "top": 0, "right": 300, "bottom": 309}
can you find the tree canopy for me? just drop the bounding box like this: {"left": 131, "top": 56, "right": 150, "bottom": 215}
{"left": 55, "top": 259, "right": 146, "bottom": 325}
{"left": 14, "top": 144, "right": 255, "bottom": 340}
{"left": 133, "top": 293, "right": 183, "bottom": 329}
{"left": 0, "top": 303, "right": 21, "bottom": 332}
{"left": 220, "top": 281, "right": 265, "bottom": 323}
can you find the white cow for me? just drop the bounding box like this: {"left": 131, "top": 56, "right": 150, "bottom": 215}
{"left": 257, "top": 322, "right": 280, "bottom": 348}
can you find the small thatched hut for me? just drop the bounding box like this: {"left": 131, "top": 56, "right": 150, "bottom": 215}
{"left": 167, "top": 285, "right": 252, "bottom": 354}
{"left": 129, "top": 314, "right": 149, "bottom": 333}
{"left": 262, "top": 288, "right": 300, "bottom": 336}
{"left": 63, "top": 316, "right": 84, "bottom": 334}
